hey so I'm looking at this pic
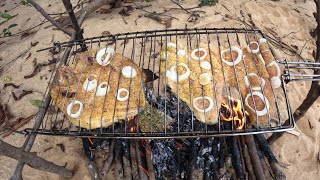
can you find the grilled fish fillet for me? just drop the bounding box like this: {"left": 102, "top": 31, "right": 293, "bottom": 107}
{"left": 50, "top": 49, "right": 146, "bottom": 129}
{"left": 161, "top": 40, "right": 280, "bottom": 128}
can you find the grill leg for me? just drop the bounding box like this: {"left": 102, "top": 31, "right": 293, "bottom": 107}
{"left": 82, "top": 138, "right": 95, "bottom": 161}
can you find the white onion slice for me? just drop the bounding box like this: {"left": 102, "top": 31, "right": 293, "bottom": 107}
{"left": 117, "top": 88, "right": 129, "bottom": 101}
{"left": 259, "top": 38, "right": 267, "bottom": 44}
{"left": 200, "top": 61, "right": 211, "bottom": 70}
{"left": 244, "top": 73, "right": 265, "bottom": 91}
{"left": 122, "top": 66, "right": 137, "bottom": 78}
{"left": 191, "top": 48, "right": 207, "bottom": 61}
{"left": 199, "top": 73, "right": 211, "bottom": 86}
{"left": 220, "top": 46, "right": 243, "bottom": 66}
{"left": 83, "top": 75, "right": 98, "bottom": 92}
{"left": 96, "top": 82, "right": 110, "bottom": 96}
{"left": 167, "top": 42, "right": 177, "bottom": 48}
{"left": 245, "top": 92, "right": 270, "bottom": 117}
{"left": 177, "top": 49, "right": 186, "bottom": 56}
{"left": 270, "top": 76, "right": 281, "bottom": 88}
{"left": 246, "top": 41, "right": 260, "bottom": 54}
{"left": 166, "top": 63, "right": 190, "bottom": 82}
{"left": 193, "top": 96, "right": 214, "bottom": 113}
{"left": 257, "top": 54, "right": 265, "bottom": 65}
{"left": 96, "top": 47, "right": 114, "bottom": 66}
{"left": 67, "top": 100, "right": 83, "bottom": 118}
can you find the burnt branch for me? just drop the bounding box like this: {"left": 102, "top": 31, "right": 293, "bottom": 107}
{"left": 28, "top": 0, "right": 72, "bottom": 36}
{"left": 268, "top": 0, "right": 320, "bottom": 144}
{"left": 129, "top": 140, "right": 139, "bottom": 180}
{"left": 101, "top": 140, "right": 115, "bottom": 177}
{"left": 0, "top": 140, "right": 73, "bottom": 178}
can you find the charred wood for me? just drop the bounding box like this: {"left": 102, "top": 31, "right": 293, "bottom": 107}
{"left": 121, "top": 140, "right": 132, "bottom": 180}
{"left": 240, "top": 137, "right": 256, "bottom": 180}
{"left": 101, "top": 140, "right": 115, "bottom": 177}
{"left": 114, "top": 140, "right": 124, "bottom": 180}
{"left": 135, "top": 140, "right": 148, "bottom": 180}
{"left": 129, "top": 140, "right": 139, "bottom": 180}
{"left": 245, "top": 135, "right": 266, "bottom": 180}
{"left": 86, "top": 159, "right": 101, "bottom": 180}
{"left": 227, "top": 136, "right": 245, "bottom": 180}
{"left": 145, "top": 140, "right": 156, "bottom": 180}
{"left": 255, "top": 134, "right": 285, "bottom": 180}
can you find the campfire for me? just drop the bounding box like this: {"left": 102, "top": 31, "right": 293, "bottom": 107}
{"left": 83, "top": 95, "right": 284, "bottom": 180}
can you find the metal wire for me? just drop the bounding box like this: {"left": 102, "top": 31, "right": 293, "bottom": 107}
{"left": 25, "top": 28, "right": 296, "bottom": 138}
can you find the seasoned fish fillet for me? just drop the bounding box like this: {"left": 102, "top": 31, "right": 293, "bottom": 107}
{"left": 50, "top": 49, "right": 146, "bottom": 129}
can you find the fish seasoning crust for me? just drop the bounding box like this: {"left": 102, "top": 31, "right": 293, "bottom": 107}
{"left": 50, "top": 48, "right": 146, "bottom": 129}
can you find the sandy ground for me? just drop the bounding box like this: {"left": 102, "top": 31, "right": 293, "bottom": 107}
{"left": 0, "top": 0, "right": 319, "bottom": 179}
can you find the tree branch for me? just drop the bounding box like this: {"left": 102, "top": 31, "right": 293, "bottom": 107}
{"left": 28, "top": 0, "right": 72, "bottom": 36}
{"left": 268, "top": 0, "right": 320, "bottom": 144}
{"left": 0, "top": 140, "right": 73, "bottom": 178}
{"left": 10, "top": 12, "right": 87, "bottom": 180}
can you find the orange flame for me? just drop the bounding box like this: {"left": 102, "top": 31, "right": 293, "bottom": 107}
{"left": 128, "top": 116, "right": 135, "bottom": 132}
{"left": 221, "top": 97, "right": 247, "bottom": 130}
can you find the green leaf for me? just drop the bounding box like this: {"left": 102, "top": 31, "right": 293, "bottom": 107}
{"left": 8, "top": 23, "right": 17, "bottom": 29}
{"left": 30, "top": 100, "right": 43, "bottom": 108}
{"left": 1, "top": 13, "right": 18, "bottom": 21}
{"left": 21, "top": 0, "right": 29, "bottom": 5}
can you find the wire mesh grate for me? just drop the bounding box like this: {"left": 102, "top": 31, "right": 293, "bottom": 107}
{"left": 25, "top": 28, "right": 295, "bottom": 138}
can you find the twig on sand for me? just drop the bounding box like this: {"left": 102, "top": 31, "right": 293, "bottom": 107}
{"left": 28, "top": 0, "right": 72, "bottom": 36}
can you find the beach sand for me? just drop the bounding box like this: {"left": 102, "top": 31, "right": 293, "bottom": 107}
{"left": 0, "top": 0, "right": 319, "bottom": 179}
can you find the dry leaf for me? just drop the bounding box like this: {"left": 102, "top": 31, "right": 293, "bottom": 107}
{"left": 56, "top": 143, "right": 65, "bottom": 152}
{"left": 20, "top": 31, "right": 35, "bottom": 40}
{"left": 99, "top": 8, "right": 112, "bottom": 14}
{"left": 101, "top": 31, "right": 111, "bottom": 36}
{"left": 119, "top": 5, "right": 133, "bottom": 16}
{"left": 31, "top": 41, "right": 39, "bottom": 47}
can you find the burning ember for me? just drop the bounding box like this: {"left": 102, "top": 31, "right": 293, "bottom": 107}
{"left": 220, "top": 97, "right": 247, "bottom": 130}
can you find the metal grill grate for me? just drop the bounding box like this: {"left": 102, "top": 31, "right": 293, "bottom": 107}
{"left": 24, "top": 28, "right": 295, "bottom": 138}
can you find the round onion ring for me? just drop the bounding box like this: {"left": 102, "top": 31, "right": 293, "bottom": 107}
{"left": 177, "top": 49, "right": 186, "bottom": 56}
{"left": 200, "top": 61, "right": 211, "bottom": 70}
{"left": 220, "top": 46, "right": 243, "bottom": 66}
{"left": 199, "top": 73, "right": 211, "bottom": 86}
{"left": 117, "top": 88, "right": 129, "bottom": 101}
{"left": 245, "top": 92, "right": 270, "bottom": 117}
{"left": 96, "top": 82, "right": 110, "bottom": 96}
{"left": 266, "top": 61, "right": 281, "bottom": 77}
{"left": 67, "top": 100, "right": 83, "bottom": 118}
{"left": 244, "top": 73, "right": 265, "bottom": 91}
{"left": 193, "top": 96, "right": 214, "bottom": 113}
{"left": 83, "top": 75, "right": 98, "bottom": 92}
{"left": 270, "top": 76, "right": 281, "bottom": 88}
{"left": 166, "top": 63, "right": 190, "bottom": 82}
{"left": 122, "top": 66, "right": 137, "bottom": 78}
{"left": 191, "top": 48, "right": 207, "bottom": 61}
{"left": 246, "top": 41, "right": 260, "bottom": 54}
{"left": 96, "top": 47, "right": 114, "bottom": 66}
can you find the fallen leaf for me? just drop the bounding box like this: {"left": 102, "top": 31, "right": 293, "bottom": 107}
{"left": 4, "top": 75, "right": 12, "bottom": 82}
{"left": 20, "top": 31, "right": 35, "bottom": 40}
{"left": 99, "top": 8, "right": 112, "bottom": 14}
{"left": 30, "top": 99, "right": 42, "bottom": 107}
{"left": 119, "top": 5, "right": 133, "bottom": 16}
{"left": 0, "top": 105, "right": 5, "bottom": 126}
{"left": 3, "top": 83, "right": 20, "bottom": 89}
{"left": 56, "top": 143, "right": 65, "bottom": 152}
{"left": 31, "top": 41, "right": 39, "bottom": 46}
{"left": 101, "top": 31, "right": 111, "bottom": 36}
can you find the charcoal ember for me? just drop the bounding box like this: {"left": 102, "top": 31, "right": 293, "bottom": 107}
{"left": 150, "top": 139, "right": 180, "bottom": 179}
